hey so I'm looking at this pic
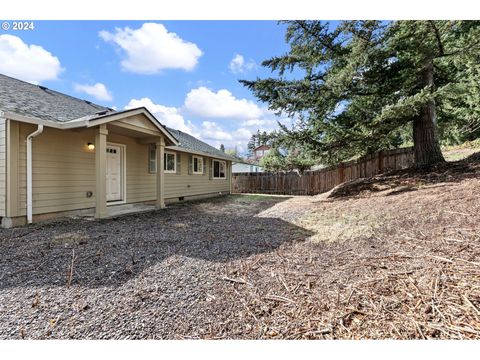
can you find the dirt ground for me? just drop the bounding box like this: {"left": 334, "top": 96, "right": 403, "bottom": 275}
{"left": 0, "top": 154, "right": 479, "bottom": 339}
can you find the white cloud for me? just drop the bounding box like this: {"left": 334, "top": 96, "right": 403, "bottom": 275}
{"left": 233, "top": 127, "right": 253, "bottom": 140}
{"left": 229, "top": 53, "right": 256, "bottom": 74}
{"left": 0, "top": 34, "right": 62, "bottom": 84}
{"left": 182, "top": 86, "right": 288, "bottom": 153}
{"left": 99, "top": 23, "right": 202, "bottom": 74}
{"left": 124, "top": 97, "right": 193, "bottom": 134}
{"left": 241, "top": 118, "right": 277, "bottom": 128}
{"left": 184, "top": 87, "right": 264, "bottom": 119}
{"left": 74, "top": 82, "right": 113, "bottom": 101}
{"left": 200, "top": 121, "right": 233, "bottom": 141}
{"left": 125, "top": 86, "right": 289, "bottom": 155}
{"left": 194, "top": 122, "right": 252, "bottom": 153}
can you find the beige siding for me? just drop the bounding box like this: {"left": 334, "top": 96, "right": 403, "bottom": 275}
{"left": 164, "top": 153, "right": 231, "bottom": 200}
{"left": 17, "top": 123, "right": 97, "bottom": 216}
{"left": 108, "top": 132, "right": 157, "bottom": 203}
{"left": 13, "top": 122, "right": 230, "bottom": 217}
{"left": 0, "top": 117, "right": 6, "bottom": 216}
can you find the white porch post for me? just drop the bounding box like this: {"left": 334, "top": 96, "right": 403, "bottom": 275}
{"left": 95, "top": 124, "right": 108, "bottom": 218}
{"left": 156, "top": 137, "right": 165, "bottom": 208}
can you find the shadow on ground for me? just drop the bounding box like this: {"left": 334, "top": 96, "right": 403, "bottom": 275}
{"left": 0, "top": 195, "right": 312, "bottom": 289}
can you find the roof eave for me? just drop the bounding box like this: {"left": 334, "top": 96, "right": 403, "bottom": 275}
{"left": 166, "top": 145, "right": 236, "bottom": 161}
{"left": 3, "top": 108, "right": 179, "bottom": 146}
{"left": 3, "top": 111, "right": 71, "bottom": 128}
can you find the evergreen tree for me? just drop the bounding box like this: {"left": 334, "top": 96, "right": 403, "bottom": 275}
{"left": 260, "top": 145, "right": 317, "bottom": 173}
{"left": 241, "top": 21, "right": 480, "bottom": 167}
{"left": 225, "top": 146, "right": 240, "bottom": 159}
{"left": 247, "top": 135, "right": 257, "bottom": 157}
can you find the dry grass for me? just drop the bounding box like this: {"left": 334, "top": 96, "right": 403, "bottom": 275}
{"left": 443, "top": 140, "right": 480, "bottom": 161}
{"left": 300, "top": 209, "right": 385, "bottom": 244}
{"left": 219, "top": 153, "right": 480, "bottom": 339}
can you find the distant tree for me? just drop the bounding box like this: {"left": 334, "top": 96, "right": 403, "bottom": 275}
{"left": 225, "top": 146, "right": 242, "bottom": 160}
{"left": 247, "top": 136, "right": 257, "bottom": 157}
{"left": 219, "top": 144, "right": 225, "bottom": 152}
{"left": 241, "top": 20, "right": 480, "bottom": 167}
{"left": 259, "top": 147, "right": 286, "bottom": 172}
{"left": 259, "top": 131, "right": 270, "bottom": 146}
{"left": 255, "top": 130, "right": 262, "bottom": 146}
{"left": 260, "top": 144, "right": 317, "bottom": 173}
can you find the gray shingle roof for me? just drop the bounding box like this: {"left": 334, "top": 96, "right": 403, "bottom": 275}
{"left": 166, "top": 127, "right": 235, "bottom": 160}
{"left": 0, "top": 73, "right": 111, "bottom": 122}
{"left": 0, "top": 73, "right": 236, "bottom": 160}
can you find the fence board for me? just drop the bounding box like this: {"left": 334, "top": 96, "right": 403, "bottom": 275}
{"left": 232, "top": 147, "right": 414, "bottom": 196}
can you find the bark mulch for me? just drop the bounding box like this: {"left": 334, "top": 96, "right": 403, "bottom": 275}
{"left": 0, "top": 153, "right": 479, "bottom": 339}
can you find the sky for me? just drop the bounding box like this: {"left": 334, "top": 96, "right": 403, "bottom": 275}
{"left": 0, "top": 20, "right": 298, "bottom": 153}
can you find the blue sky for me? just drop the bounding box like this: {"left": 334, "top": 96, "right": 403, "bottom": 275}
{"left": 0, "top": 20, "right": 299, "bottom": 153}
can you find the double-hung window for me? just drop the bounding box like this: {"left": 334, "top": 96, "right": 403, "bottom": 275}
{"left": 192, "top": 156, "right": 203, "bottom": 174}
{"left": 148, "top": 146, "right": 157, "bottom": 173}
{"left": 148, "top": 146, "right": 176, "bottom": 173}
{"left": 213, "top": 160, "right": 226, "bottom": 179}
{"left": 164, "top": 151, "right": 176, "bottom": 173}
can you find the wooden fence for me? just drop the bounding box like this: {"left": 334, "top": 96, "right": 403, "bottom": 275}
{"left": 232, "top": 147, "right": 414, "bottom": 196}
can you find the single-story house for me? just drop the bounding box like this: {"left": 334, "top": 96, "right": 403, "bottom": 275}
{"left": 0, "top": 73, "right": 235, "bottom": 228}
{"left": 232, "top": 162, "right": 263, "bottom": 173}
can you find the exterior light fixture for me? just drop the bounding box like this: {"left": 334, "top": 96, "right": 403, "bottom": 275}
{"left": 87, "top": 142, "right": 95, "bottom": 150}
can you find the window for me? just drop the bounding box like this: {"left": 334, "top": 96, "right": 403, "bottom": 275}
{"left": 213, "top": 160, "right": 226, "bottom": 179}
{"left": 192, "top": 156, "right": 203, "bottom": 174}
{"left": 164, "top": 151, "right": 176, "bottom": 173}
{"left": 148, "top": 146, "right": 156, "bottom": 173}
{"left": 149, "top": 147, "right": 176, "bottom": 173}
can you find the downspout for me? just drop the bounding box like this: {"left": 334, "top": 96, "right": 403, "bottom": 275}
{"left": 26, "top": 125, "right": 44, "bottom": 224}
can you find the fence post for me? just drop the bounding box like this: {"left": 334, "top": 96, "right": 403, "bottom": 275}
{"left": 378, "top": 150, "right": 384, "bottom": 174}
{"left": 339, "top": 163, "right": 345, "bottom": 184}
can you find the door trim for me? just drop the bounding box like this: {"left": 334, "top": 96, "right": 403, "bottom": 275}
{"left": 106, "top": 142, "right": 127, "bottom": 206}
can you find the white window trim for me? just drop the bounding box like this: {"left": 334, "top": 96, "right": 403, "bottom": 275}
{"left": 164, "top": 151, "right": 176, "bottom": 174}
{"left": 192, "top": 155, "right": 203, "bottom": 175}
{"left": 148, "top": 145, "right": 157, "bottom": 174}
{"left": 212, "top": 159, "right": 227, "bottom": 179}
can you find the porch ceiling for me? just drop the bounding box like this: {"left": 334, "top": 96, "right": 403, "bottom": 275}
{"left": 107, "top": 122, "right": 159, "bottom": 139}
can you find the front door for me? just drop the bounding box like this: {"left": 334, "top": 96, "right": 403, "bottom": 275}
{"left": 106, "top": 145, "right": 123, "bottom": 202}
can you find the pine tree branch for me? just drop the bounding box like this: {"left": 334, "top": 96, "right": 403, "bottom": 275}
{"left": 428, "top": 21, "right": 445, "bottom": 57}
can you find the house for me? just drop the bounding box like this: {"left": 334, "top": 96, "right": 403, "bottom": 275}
{"left": 0, "top": 74, "right": 235, "bottom": 228}
{"left": 232, "top": 162, "right": 263, "bottom": 173}
{"left": 252, "top": 144, "right": 270, "bottom": 161}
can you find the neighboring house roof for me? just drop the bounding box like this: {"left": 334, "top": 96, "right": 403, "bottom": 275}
{"left": 253, "top": 144, "right": 270, "bottom": 151}
{"left": 0, "top": 73, "right": 236, "bottom": 160}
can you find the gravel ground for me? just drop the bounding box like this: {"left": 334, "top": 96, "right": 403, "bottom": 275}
{"left": 0, "top": 195, "right": 310, "bottom": 339}
{"left": 0, "top": 153, "right": 479, "bottom": 339}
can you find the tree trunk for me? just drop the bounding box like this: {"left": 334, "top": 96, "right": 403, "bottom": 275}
{"left": 413, "top": 60, "right": 445, "bottom": 166}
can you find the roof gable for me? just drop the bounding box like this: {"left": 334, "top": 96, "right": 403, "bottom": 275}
{"left": 114, "top": 114, "right": 160, "bottom": 133}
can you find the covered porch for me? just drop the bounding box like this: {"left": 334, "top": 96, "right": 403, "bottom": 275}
{"left": 90, "top": 109, "right": 177, "bottom": 219}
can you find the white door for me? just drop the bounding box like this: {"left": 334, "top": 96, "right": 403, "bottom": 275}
{"left": 106, "top": 145, "right": 123, "bottom": 202}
